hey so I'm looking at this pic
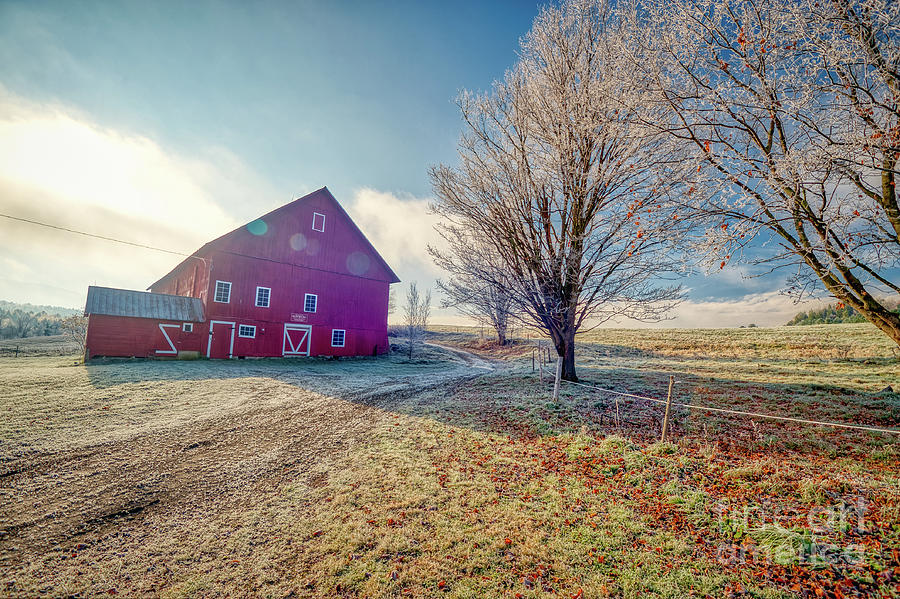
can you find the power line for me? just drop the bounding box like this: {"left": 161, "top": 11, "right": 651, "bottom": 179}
{"left": 0, "top": 213, "right": 192, "bottom": 257}
{"left": 0, "top": 211, "right": 394, "bottom": 284}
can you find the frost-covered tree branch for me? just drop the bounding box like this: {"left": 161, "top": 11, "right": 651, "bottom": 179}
{"left": 622, "top": 0, "right": 900, "bottom": 346}
{"left": 428, "top": 227, "right": 516, "bottom": 345}
{"left": 430, "top": 0, "right": 689, "bottom": 380}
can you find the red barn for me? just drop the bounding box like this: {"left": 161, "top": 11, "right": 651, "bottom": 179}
{"left": 84, "top": 187, "right": 400, "bottom": 359}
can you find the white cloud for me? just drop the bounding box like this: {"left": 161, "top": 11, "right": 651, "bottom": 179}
{"left": 344, "top": 187, "right": 470, "bottom": 325}
{"left": 346, "top": 187, "right": 445, "bottom": 281}
{"left": 0, "top": 88, "right": 279, "bottom": 307}
{"left": 344, "top": 188, "right": 820, "bottom": 329}
{"left": 0, "top": 90, "right": 825, "bottom": 330}
{"left": 610, "top": 290, "right": 821, "bottom": 328}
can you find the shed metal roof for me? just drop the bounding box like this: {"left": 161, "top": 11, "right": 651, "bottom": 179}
{"left": 85, "top": 286, "right": 205, "bottom": 322}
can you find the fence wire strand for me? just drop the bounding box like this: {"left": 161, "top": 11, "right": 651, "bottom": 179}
{"left": 557, "top": 377, "right": 900, "bottom": 436}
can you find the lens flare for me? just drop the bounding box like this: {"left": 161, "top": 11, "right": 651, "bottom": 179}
{"left": 247, "top": 219, "right": 268, "bottom": 236}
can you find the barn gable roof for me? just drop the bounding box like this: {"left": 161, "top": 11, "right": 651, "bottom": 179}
{"left": 85, "top": 286, "right": 205, "bottom": 321}
{"left": 149, "top": 186, "right": 400, "bottom": 289}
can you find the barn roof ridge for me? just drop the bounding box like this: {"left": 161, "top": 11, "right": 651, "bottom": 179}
{"left": 148, "top": 186, "right": 400, "bottom": 289}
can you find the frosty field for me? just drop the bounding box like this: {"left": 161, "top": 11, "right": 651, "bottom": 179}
{"left": 1, "top": 325, "right": 898, "bottom": 598}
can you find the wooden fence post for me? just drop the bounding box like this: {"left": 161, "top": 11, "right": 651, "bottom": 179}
{"left": 15, "top": 346, "right": 19, "bottom": 358}
{"left": 661, "top": 375, "right": 674, "bottom": 442}
{"left": 532, "top": 348, "right": 535, "bottom": 372}
{"left": 552, "top": 357, "right": 562, "bottom": 402}
{"left": 615, "top": 397, "right": 620, "bottom": 429}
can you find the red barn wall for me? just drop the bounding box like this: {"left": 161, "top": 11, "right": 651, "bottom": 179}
{"left": 200, "top": 251, "right": 389, "bottom": 357}
{"left": 86, "top": 314, "right": 203, "bottom": 359}
{"left": 154, "top": 259, "right": 210, "bottom": 304}
{"left": 148, "top": 189, "right": 393, "bottom": 359}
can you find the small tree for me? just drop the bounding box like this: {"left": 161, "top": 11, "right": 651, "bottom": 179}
{"left": 388, "top": 287, "right": 397, "bottom": 317}
{"left": 403, "top": 282, "right": 432, "bottom": 359}
{"left": 61, "top": 315, "right": 88, "bottom": 358}
{"left": 429, "top": 227, "right": 516, "bottom": 345}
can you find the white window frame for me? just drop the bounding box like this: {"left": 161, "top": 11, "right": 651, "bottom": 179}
{"left": 182, "top": 323, "right": 193, "bottom": 333}
{"left": 214, "top": 280, "right": 232, "bottom": 303}
{"left": 304, "top": 293, "right": 317, "bottom": 313}
{"left": 238, "top": 324, "right": 256, "bottom": 338}
{"left": 312, "top": 212, "right": 326, "bottom": 232}
{"left": 255, "top": 286, "right": 271, "bottom": 308}
{"left": 331, "top": 328, "right": 346, "bottom": 348}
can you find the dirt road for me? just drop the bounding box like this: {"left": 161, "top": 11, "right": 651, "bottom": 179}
{"left": 0, "top": 344, "right": 491, "bottom": 592}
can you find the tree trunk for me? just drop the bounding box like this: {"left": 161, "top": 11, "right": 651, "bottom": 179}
{"left": 496, "top": 328, "right": 507, "bottom": 346}
{"left": 561, "top": 335, "right": 577, "bottom": 381}
{"left": 551, "top": 330, "right": 578, "bottom": 382}
{"left": 856, "top": 303, "right": 900, "bottom": 349}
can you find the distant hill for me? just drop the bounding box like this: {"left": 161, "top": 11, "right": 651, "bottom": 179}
{"left": 787, "top": 299, "right": 899, "bottom": 326}
{"left": 0, "top": 300, "right": 80, "bottom": 318}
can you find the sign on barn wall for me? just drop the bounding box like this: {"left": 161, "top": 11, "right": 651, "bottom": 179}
{"left": 291, "top": 313, "right": 308, "bottom": 323}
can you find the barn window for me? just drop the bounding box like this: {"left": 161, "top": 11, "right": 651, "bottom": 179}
{"left": 304, "top": 293, "right": 317, "bottom": 313}
{"left": 312, "top": 212, "right": 326, "bottom": 232}
{"left": 255, "top": 286, "right": 271, "bottom": 308}
{"left": 331, "top": 329, "right": 345, "bottom": 347}
{"left": 214, "top": 281, "right": 232, "bottom": 303}
{"left": 182, "top": 323, "right": 193, "bottom": 333}
{"left": 238, "top": 325, "right": 256, "bottom": 338}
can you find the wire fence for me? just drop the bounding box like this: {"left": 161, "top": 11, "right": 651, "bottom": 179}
{"left": 557, "top": 377, "right": 900, "bottom": 436}
{"left": 0, "top": 344, "right": 81, "bottom": 357}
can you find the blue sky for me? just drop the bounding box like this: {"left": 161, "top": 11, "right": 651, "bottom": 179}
{"left": 0, "top": 0, "right": 814, "bottom": 326}
{"left": 1, "top": 1, "right": 536, "bottom": 200}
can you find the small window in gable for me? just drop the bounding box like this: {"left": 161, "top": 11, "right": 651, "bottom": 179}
{"left": 304, "top": 293, "right": 317, "bottom": 313}
{"left": 238, "top": 324, "right": 256, "bottom": 338}
{"left": 182, "top": 323, "right": 193, "bottom": 333}
{"left": 255, "top": 286, "right": 271, "bottom": 308}
{"left": 214, "top": 281, "right": 232, "bottom": 303}
{"left": 312, "top": 212, "right": 325, "bottom": 232}
{"left": 331, "top": 329, "right": 345, "bottom": 347}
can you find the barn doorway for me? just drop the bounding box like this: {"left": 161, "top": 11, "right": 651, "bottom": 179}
{"left": 283, "top": 324, "right": 311, "bottom": 356}
{"left": 207, "top": 320, "right": 235, "bottom": 359}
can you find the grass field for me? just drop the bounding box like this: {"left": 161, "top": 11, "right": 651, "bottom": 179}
{"left": 1, "top": 325, "right": 898, "bottom": 598}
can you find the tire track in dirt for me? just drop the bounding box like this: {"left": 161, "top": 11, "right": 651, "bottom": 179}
{"left": 0, "top": 352, "right": 491, "bottom": 569}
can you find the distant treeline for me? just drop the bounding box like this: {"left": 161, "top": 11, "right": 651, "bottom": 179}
{"left": 787, "top": 299, "right": 899, "bottom": 326}
{"left": 0, "top": 300, "right": 81, "bottom": 340}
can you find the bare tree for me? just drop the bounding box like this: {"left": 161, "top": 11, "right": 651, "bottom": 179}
{"left": 61, "top": 315, "right": 88, "bottom": 358}
{"left": 430, "top": 0, "right": 688, "bottom": 381}
{"left": 388, "top": 287, "right": 397, "bottom": 317}
{"left": 429, "top": 228, "right": 516, "bottom": 345}
{"left": 403, "top": 282, "right": 432, "bottom": 359}
{"left": 3, "top": 309, "right": 38, "bottom": 339}
{"left": 624, "top": 0, "right": 900, "bottom": 347}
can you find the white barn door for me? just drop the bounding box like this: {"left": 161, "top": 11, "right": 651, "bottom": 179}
{"left": 283, "top": 324, "right": 311, "bottom": 356}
